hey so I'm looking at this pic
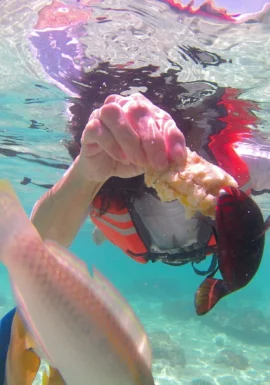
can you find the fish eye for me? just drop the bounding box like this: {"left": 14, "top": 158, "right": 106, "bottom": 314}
{"left": 58, "top": 7, "right": 69, "bottom": 13}
{"left": 219, "top": 189, "right": 227, "bottom": 196}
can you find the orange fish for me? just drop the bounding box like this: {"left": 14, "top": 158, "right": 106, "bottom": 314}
{"left": 5, "top": 311, "right": 65, "bottom": 385}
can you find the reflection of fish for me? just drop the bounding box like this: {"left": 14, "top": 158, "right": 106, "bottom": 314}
{"left": 0, "top": 180, "right": 155, "bottom": 385}
{"left": 195, "top": 186, "right": 270, "bottom": 316}
{"left": 34, "top": 0, "right": 95, "bottom": 30}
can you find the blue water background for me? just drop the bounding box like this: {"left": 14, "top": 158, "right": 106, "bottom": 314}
{"left": 1, "top": 0, "right": 270, "bottom": 383}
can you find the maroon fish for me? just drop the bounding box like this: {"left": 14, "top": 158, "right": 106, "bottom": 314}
{"left": 195, "top": 186, "right": 270, "bottom": 316}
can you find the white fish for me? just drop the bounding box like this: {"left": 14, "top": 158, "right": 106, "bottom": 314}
{"left": 0, "top": 180, "right": 155, "bottom": 385}
{"left": 92, "top": 226, "right": 107, "bottom": 245}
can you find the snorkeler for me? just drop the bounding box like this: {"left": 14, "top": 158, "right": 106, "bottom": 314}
{"left": 1, "top": 0, "right": 270, "bottom": 383}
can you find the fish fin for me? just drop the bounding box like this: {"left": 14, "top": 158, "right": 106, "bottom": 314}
{"left": 5, "top": 312, "right": 41, "bottom": 385}
{"left": 42, "top": 370, "right": 49, "bottom": 385}
{"left": 0, "top": 180, "right": 19, "bottom": 199}
{"left": 0, "top": 180, "right": 43, "bottom": 266}
{"left": 47, "top": 366, "right": 66, "bottom": 385}
{"left": 25, "top": 332, "right": 37, "bottom": 351}
{"left": 12, "top": 284, "right": 55, "bottom": 366}
{"left": 195, "top": 277, "right": 230, "bottom": 315}
{"left": 20, "top": 349, "right": 41, "bottom": 384}
{"left": 92, "top": 226, "right": 107, "bottom": 245}
{"left": 254, "top": 215, "right": 270, "bottom": 240}
{"left": 262, "top": 215, "right": 270, "bottom": 234}
{"left": 93, "top": 268, "right": 152, "bottom": 369}
{"left": 41, "top": 367, "right": 65, "bottom": 385}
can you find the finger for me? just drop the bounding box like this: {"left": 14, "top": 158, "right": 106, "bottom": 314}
{"left": 104, "top": 93, "right": 168, "bottom": 120}
{"left": 80, "top": 143, "right": 102, "bottom": 157}
{"left": 103, "top": 94, "right": 125, "bottom": 105}
{"left": 82, "top": 118, "right": 127, "bottom": 162}
{"left": 104, "top": 93, "right": 153, "bottom": 109}
{"left": 124, "top": 101, "right": 169, "bottom": 171}
{"left": 89, "top": 108, "right": 100, "bottom": 120}
{"left": 127, "top": 94, "right": 168, "bottom": 121}
{"left": 162, "top": 118, "right": 187, "bottom": 165}
{"left": 104, "top": 94, "right": 135, "bottom": 109}
{"left": 126, "top": 93, "right": 154, "bottom": 106}
{"left": 116, "top": 162, "right": 145, "bottom": 178}
{"left": 99, "top": 102, "right": 148, "bottom": 167}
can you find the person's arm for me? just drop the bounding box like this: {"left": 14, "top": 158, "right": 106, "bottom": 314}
{"left": 30, "top": 158, "right": 103, "bottom": 247}
{"left": 31, "top": 93, "right": 186, "bottom": 247}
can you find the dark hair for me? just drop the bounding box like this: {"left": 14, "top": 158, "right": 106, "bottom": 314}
{"left": 65, "top": 60, "right": 227, "bottom": 209}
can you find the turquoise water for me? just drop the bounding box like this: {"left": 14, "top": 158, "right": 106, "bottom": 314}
{"left": 1, "top": 0, "right": 270, "bottom": 384}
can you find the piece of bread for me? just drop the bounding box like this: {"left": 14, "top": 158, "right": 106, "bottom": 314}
{"left": 144, "top": 148, "right": 238, "bottom": 219}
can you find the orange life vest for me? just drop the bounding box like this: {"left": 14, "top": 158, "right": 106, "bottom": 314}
{"left": 90, "top": 196, "right": 148, "bottom": 264}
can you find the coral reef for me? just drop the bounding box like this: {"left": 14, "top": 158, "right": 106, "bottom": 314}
{"left": 201, "top": 304, "right": 270, "bottom": 346}
{"left": 149, "top": 330, "right": 186, "bottom": 368}
{"left": 162, "top": 298, "right": 196, "bottom": 321}
{"left": 214, "top": 349, "right": 249, "bottom": 370}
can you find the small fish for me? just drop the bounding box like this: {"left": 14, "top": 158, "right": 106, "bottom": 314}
{"left": 92, "top": 226, "right": 107, "bottom": 245}
{"left": 5, "top": 311, "right": 41, "bottom": 385}
{"left": 191, "top": 380, "right": 214, "bottom": 385}
{"left": 195, "top": 186, "right": 270, "bottom": 315}
{"left": 41, "top": 366, "right": 65, "bottom": 385}
{"left": 4, "top": 309, "right": 65, "bottom": 385}
{"left": 0, "top": 180, "right": 155, "bottom": 385}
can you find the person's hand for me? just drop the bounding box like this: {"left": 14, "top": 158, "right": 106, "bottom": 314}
{"left": 75, "top": 93, "right": 187, "bottom": 182}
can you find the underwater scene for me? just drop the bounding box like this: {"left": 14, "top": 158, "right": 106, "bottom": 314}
{"left": 1, "top": 0, "right": 270, "bottom": 384}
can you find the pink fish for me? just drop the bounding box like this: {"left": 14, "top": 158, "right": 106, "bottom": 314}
{"left": 0, "top": 180, "right": 155, "bottom": 385}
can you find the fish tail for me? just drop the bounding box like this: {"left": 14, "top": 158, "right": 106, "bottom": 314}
{"left": 42, "top": 370, "right": 49, "bottom": 385}
{"left": 46, "top": 366, "right": 66, "bottom": 385}
{"left": 5, "top": 312, "right": 41, "bottom": 385}
{"left": 41, "top": 365, "right": 67, "bottom": 384}
{"left": 195, "top": 277, "right": 230, "bottom": 315}
{"left": 0, "top": 180, "right": 41, "bottom": 265}
{"left": 261, "top": 214, "right": 270, "bottom": 237}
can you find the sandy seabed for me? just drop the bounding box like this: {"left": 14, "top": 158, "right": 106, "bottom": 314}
{"left": 1, "top": 295, "right": 270, "bottom": 385}
{"left": 134, "top": 298, "right": 270, "bottom": 385}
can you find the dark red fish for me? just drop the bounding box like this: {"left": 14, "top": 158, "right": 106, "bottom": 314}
{"left": 195, "top": 186, "right": 270, "bottom": 316}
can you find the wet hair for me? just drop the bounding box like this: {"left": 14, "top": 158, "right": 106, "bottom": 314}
{"left": 65, "top": 61, "right": 227, "bottom": 210}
